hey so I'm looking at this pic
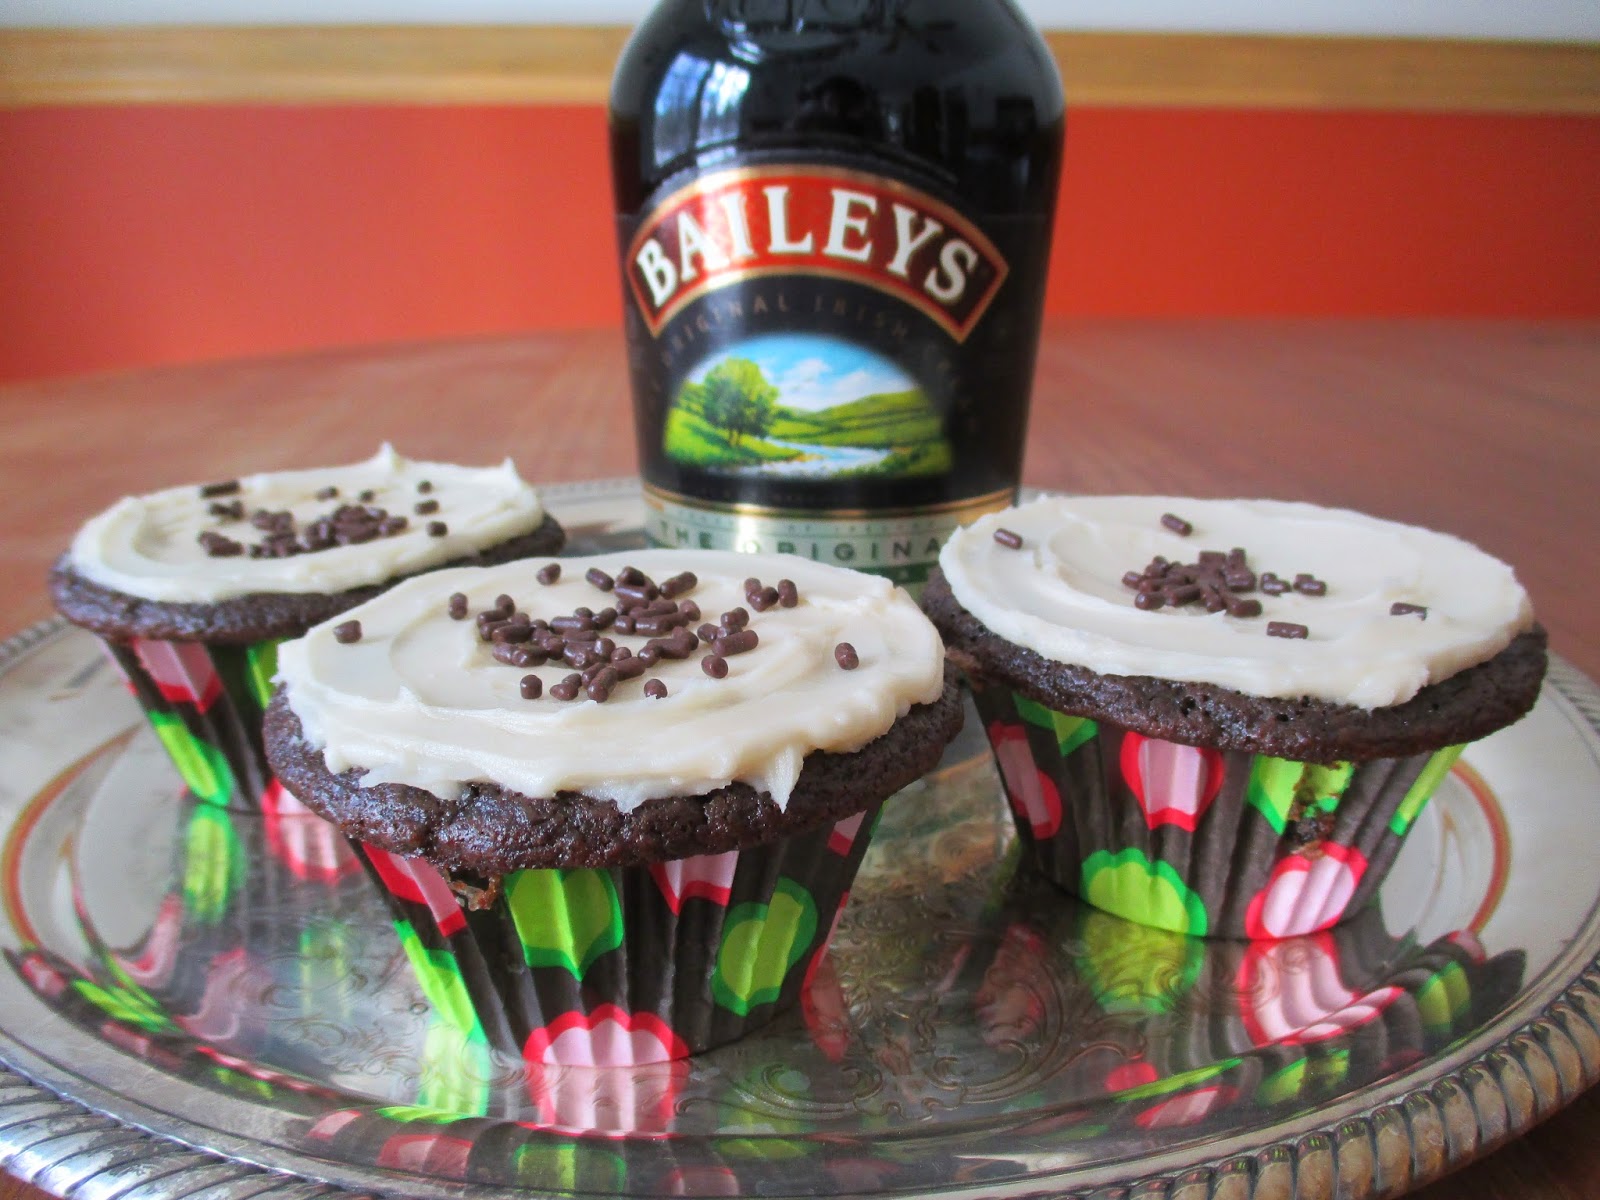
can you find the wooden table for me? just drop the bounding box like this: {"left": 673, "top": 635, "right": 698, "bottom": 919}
{"left": 0, "top": 320, "right": 1596, "bottom": 1199}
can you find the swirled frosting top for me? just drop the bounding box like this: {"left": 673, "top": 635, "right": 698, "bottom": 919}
{"left": 68, "top": 445, "right": 545, "bottom": 603}
{"left": 275, "top": 550, "right": 947, "bottom": 811}
{"left": 940, "top": 496, "right": 1534, "bottom": 709}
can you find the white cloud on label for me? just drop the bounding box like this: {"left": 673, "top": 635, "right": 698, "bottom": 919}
{"left": 773, "top": 362, "right": 911, "bottom": 412}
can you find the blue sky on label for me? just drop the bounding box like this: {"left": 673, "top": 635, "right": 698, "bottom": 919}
{"left": 686, "top": 335, "right": 918, "bottom": 412}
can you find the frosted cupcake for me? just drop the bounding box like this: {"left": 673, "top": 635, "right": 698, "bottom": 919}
{"left": 923, "top": 496, "right": 1546, "bottom": 939}
{"left": 265, "top": 550, "right": 962, "bottom": 1061}
{"left": 50, "top": 446, "right": 563, "bottom": 809}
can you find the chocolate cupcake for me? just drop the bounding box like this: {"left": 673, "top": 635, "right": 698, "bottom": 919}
{"left": 925, "top": 496, "right": 1545, "bottom": 939}
{"left": 266, "top": 550, "right": 963, "bottom": 1061}
{"left": 50, "top": 445, "right": 564, "bottom": 809}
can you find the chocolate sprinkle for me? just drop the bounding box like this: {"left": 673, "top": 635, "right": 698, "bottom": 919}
{"left": 585, "top": 568, "right": 615, "bottom": 592}
{"left": 492, "top": 643, "right": 539, "bottom": 668}
{"left": 197, "top": 531, "right": 245, "bottom": 558}
{"left": 613, "top": 581, "right": 657, "bottom": 604}
{"left": 993, "top": 528, "right": 1024, "bottom": 550}
{"left": 1161, "top": 513, "right": 1194, "bottom": 537}
{"left": 660, "top": 572, "right": 697, "bottom": 599}
{"left": 714, "top": 629, "right": 759, "bottom": 656}
{"left": 448, "top": 592, "right": 468, "bottom": 619}
{"left": 333, "top": 620, "right": 362, "bottom": 644}
{"left": 415, "top": 499, "right": 440, "bottom": 516}
{"left": 519, "top": 674, "right": 542, "bottom": 700}
{"left": 835, "top": 642, "right": 860, "bottom": 670}
{"left": 358, "top": 489, "right": 376, "bottom": 502}
{"left": 644, "top": 679, "right": 668, "bottom": 699}
{"left": 1293, "top": 574, "right": 1328, "bottom": 596}
{"left": 586, "top": 667, "right": 619, "bottom": 702}
{"left": 536, "top": 563, "right": 561, "bottom": 585}
{"left": 1391, "top": 602, "right": 1429, "bottom": 619}
{"left": 315, "top": 486, "right": 339, "bottom": 501}
{"left": 701, "top": 654, "right": 729, "bottom": 679}
{"left": 208, "top": 500, "right": 245, "bottom": 520}
{"left": 1267, "top": 622, "right": 1309, "bottom": 640}
{"left": 549, "top": 679, "right": 579, "bottom": 702}
{"left": 777, "top": 579, "right": 799, "bottom": 607}
{"left": 417, "top": 481, "right": 433, "bottom": 494}
{"left": 426, "top": 521, "right": 446, "bottom": 537}
{"left": 613, "top": 656, "right": 649, "bottom": 682}
{"left": 198, "top": 480, "right": 241, "bottom": 498}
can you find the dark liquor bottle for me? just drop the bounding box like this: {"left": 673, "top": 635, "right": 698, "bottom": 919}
{"left": 611, "top": 0, "right": 1064, "bottom": 584}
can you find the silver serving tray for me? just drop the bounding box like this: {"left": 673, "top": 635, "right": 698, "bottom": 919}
{"left": 0, "top": 478, "right": 1596, "bottom": 1200}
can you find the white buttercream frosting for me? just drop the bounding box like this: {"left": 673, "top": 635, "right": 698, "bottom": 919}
{"left": 275, "top": 550, "right": 947, "bottom": 811}
{"left": 940, "top": 496, "right": 1534, "bottom": 709}
{"left": 68, "top": 445, "right": 545, "bottom": 603}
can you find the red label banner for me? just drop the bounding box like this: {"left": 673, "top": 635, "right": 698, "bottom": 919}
{"left": 626, "top": 166, "right": 1008, "bottom": 343}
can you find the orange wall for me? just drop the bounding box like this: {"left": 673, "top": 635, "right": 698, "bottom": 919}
{"left": 1, "top": 104, "right": 1596, "bottom": 383}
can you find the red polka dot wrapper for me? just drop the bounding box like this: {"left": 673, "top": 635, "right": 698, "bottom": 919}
{"left": 102, "top": 636, "right": 285, "bottom": 810}
{"left": 970, "top": 681, "right": 1463, "bottom": 939}
{"left": 355, "top": 805, "right": 882, "bottom": 1068}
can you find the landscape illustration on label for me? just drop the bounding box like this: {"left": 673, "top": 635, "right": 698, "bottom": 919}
{"left": 663, "top": 334, "right": 952, "bottom": 479}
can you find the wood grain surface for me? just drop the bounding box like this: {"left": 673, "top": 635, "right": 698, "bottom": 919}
{"left": 0, "top": 319, "right": 1596, "bottom": 1198}
{"left": 1, "top": 27, "right": 1596, "bottom": 112}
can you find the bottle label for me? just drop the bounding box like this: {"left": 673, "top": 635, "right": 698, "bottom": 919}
{"left": 626, "top": 166, "right": 1008, "bottom": 343}
{"left": 621, "top": 160, "right": 1050, "bottom": 585}
{"left": 644, "top": 487, "right": 1013, "bottom": 586}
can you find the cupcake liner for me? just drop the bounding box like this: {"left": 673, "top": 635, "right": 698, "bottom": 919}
{"left": 104, "top": 635, "right": 286, "bottom": 810}
{"left": 356, "top": 803, "right": 883, "bottom": 1065}
{"left": 974, "top": 681, "right": 1465, "bottom": 938}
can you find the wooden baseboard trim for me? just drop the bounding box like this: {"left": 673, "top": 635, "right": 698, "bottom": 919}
{"left": 0, "top": 26, "right": 1595, "bottom": 113}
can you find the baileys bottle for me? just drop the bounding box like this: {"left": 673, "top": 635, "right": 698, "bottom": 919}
{"left": 611, "top": 0, "right": 1064, "bottom": 584}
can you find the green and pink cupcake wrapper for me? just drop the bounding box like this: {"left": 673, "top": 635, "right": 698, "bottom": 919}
{"left": 103, "top": 635, "right": 286, "bottom": 810}
{"left": 356, "top": 803, "right": 883, "bottom": 1067}
{"left": 973, "top": 681, "right": 1465, "bottom": 939}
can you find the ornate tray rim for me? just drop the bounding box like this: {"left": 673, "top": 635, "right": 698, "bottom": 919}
{"left": 0, "top": 479, "right": 1597, "bottom": 1199}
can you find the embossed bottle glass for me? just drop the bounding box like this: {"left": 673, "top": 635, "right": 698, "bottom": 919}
{"left": 611, "top": 0, "right": 1064, "bottom": 584}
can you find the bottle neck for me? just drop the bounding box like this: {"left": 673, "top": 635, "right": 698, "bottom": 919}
{"left": 613, "top": 0, "right": 1064, "bottom": 215}
{"left": 704, "top": 0, "right": 907, "bottom": 41}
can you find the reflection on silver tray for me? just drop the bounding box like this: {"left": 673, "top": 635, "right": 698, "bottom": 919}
{"left": 0, "top": 478, "right": 1597, "bottom": 1200}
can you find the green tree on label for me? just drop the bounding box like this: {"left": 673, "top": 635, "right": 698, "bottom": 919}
{"left": 699, "top": 358, "right": 777, "bottom": 448}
